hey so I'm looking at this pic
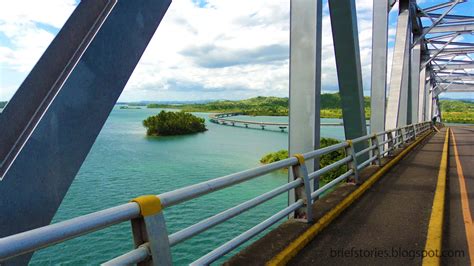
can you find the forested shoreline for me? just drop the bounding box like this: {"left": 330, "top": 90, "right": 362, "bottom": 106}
{"left": 144, "top": 94, "right": 474, "bottom": 123}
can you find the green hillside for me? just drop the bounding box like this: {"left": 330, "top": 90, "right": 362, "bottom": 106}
{"left": 148, "top": 95, "right": 473, "bottom": 123}
{"left": 149, "top": 93, "right": 371, "bottom": 118}
{"left": 440, "top": 100, "right": 474, "bottom": 124}
{"left": 148, "top": 96, "right": 288, "bottom": 116}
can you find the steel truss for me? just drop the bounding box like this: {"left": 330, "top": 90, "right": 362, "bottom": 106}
{"left": 373, "top": 0, "right": 473, "bottom": 129}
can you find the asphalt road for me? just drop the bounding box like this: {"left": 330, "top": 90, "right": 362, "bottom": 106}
{"left": 289, "top": 129, "right": 447, "bottom": 266}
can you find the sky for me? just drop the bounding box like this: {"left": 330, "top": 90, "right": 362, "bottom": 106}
{"left": 0, "top": 0, "right": 473, "bottom": 102}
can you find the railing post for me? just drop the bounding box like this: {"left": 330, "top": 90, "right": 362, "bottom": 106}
{"left": 397, "top": 128, "right": 404, "bottom": 148}
{"left": 344, "top": 141, "right": 359, "bottom": 184}
{"left": 412, "top": 124, "right": 417, "bottom": 139}
{"left": 370, "top": 134, "right": 382, "bottom": 165}
{"left": 131, "top": 196, "right": 172, "bottom": 266}
{"left": 387, "top": 131, "right": 395, "bottom": 156}
{"left": 291, "top": 154, "right": 314, "bottom": 223}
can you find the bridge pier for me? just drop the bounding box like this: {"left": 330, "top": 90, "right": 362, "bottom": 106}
{"left": 289, "top": 0, "right": 322, "bottom": 209}
{"left": 410, "top": 37, "right": 422, "bottom": 124}
{"left": 418, "top": 67, "right": 428, "bottom": 122}
{"left": 386, "top": 0, "right": 410, "bottom": 129}
{"left": 370, "top": 0, "right": 391, "bottom": 134}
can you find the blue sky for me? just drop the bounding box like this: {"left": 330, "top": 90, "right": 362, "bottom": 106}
{"left": 0, "top": 0, "right": 473, "bottom": 102}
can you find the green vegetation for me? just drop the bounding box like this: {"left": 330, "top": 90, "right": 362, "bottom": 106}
{"left": 440, "top": 100, "right": 474, "bottom": 124}
{"left": 260, "top": 150, "right": 288, "bottom": 164}
{"left": 145, "top": 94, "right": 473, "bottom": 123}
{"left": 148, "top": 96, "right": 289, "bottom": 116}
{"left": 0, "top": 101, "right": 7, "bottom": 108}
{"left": 143, "top": 110, "right": 207, "bottom": 136}
{"left": 260, "top": 138, "right": 347, "bottom": 184}
{"left": 146, "top": 103, "right": 163, "bottom": 108}
{"left": 147, "top": 94, "right": 371, "bottom": 118}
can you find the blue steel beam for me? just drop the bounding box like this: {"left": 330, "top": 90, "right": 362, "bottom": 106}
{"left": 328, "top": 0, "right": 368, "bottom": 153}
{"left": 410, "top": 38, "right": 422, "bottom": 123}
{"left": 418, "top": 67, "right": 428, "bottom": 122}
{"left": 426, "top": 77, "right": 433, "bottom": 120}
{"left": 0, "top": 0, "right": 171, "bottom": 263}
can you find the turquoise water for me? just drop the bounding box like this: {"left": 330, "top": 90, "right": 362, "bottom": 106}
{"left": 22, "top": 107, "right": 344, "bottom": 265}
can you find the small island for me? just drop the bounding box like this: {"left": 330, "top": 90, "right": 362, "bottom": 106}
{"left": 260, "top": 138, "right": 347, "bottom": 183}
{"left": 143, "top": 110, "right": 207, "bottom": 136}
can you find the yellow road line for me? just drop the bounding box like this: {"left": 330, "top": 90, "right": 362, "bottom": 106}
{"left": 422, "top": 128, "right": 450, "bottom": 266}
{"left": 267, "top": 130, "right": 434, "bottom": 266}
{"left": 451, "top": 130, "right": 474, "bottom": 265}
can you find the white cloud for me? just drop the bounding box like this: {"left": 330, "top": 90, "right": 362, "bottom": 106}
{"left": 121, "top": 0, "right": 292, "bottom": 101}
{"left": 0, "top": 0, "right": 76, "bottom": 28}
{"left": 0, "top": 0, "right": 76, "bottom": 99}
{"left": 0, "top": 0, "right": 382, "bottom": 102}
{"left": 0, "top": 24, "right": 55, "bottom": 72}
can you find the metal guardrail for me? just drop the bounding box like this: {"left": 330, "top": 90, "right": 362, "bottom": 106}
{"left": 0, "top": 121, "right": 433, "bottom": 265}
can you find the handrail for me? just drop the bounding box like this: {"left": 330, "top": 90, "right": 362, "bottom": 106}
{"left": 0, "top": 121, "right": 433, "bottom": 265}
{"left": 159, "top": 157, "right": 298, "bottom": 208}
{"left": 168, "top": 179, "right": 303, "bottom": 246}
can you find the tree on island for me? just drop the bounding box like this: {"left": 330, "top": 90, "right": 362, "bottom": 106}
{"left": 143, "top": 110, "right": 207, "bottom": 136}
{"left": 260, "top": 137, "right": 347, "bottom": 183}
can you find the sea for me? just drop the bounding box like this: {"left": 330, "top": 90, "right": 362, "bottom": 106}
{"left": 3, "top": 106, "right": 345, "bottom": 265}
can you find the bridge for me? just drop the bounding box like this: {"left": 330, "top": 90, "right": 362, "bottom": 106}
{"left": 209, "top": 113, "right": 346, "bottom": 132}
{"left": 209, "top": 113, "right": 290, "bottom": 131}
{"left": 0, "top": 0, "right": 473, "bottom": 265}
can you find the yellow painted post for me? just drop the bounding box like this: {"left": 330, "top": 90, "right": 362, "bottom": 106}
{"left": 131, "top": 195, "right": 172, "bottom": 266}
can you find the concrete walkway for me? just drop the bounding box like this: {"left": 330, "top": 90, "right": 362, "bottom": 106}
{"left": 289, "top": 128, "right": 448, "bottom": 265}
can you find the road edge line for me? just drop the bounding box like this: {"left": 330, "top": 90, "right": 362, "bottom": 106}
{"left": 422, "top": 128, "right": 450, "bottom": 266}
{"left": 266, "top": 130, "right": 435, "bottom": 266}
{"left": 450, "top": 129, "right": 474, "bottom": 265}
